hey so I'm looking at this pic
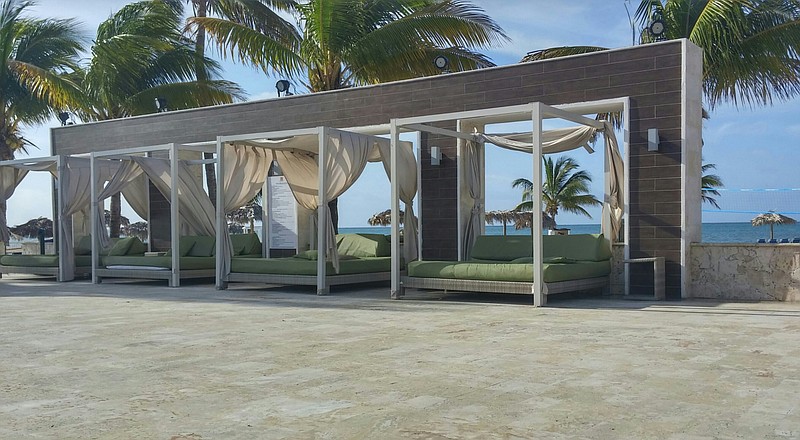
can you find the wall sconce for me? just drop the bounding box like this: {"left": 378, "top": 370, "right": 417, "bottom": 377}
{"left": 648, "top": 128, "right": 659, "bottom": 152}
{"left": 431, "top": 146, "right": 441, "bottom": 166}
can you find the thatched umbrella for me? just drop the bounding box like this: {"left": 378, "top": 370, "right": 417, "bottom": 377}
{"left": 368, "top": 209, "right": 405, "bottom": 227}
{"left": 752, "top": 211, "right": 797, "bottom": 240}
{"left": 513, "top": 211, "right": 557, "bottom": 232}
{"left": 9, "top": 217, "right": 53, "bottom": 238}
{"left": 485, "top": 210, "right": 521, "bottom": 236}
{"left": 126, "top": 221, "right": 148, "bottom": 241}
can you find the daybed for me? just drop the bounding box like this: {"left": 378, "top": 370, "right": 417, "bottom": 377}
{"left": 227, "top": 233, "right": 393, "bottom": 293}
{"left": 0, "top": 236, "right": 116, "bottom": 279}
{"left": 401, "top": 234, "right": 612, "bottom": 300}
{"left": 96, "top": 234, "right": 261, "bottom": 284}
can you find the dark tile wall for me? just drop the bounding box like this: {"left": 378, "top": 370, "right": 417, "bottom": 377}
{"left": 53, "top": 41, "right": 693, "bottom": 298}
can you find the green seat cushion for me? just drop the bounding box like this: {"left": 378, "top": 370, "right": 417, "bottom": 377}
{"left": 165, "top": 238, "right": 195, "bottom": 257}
{"left": 336, "top": 233, "right": 390, "bottom": 258}
{"left": 75, "top": 256, "right": 93, "bottom": 267}
{"left": 0, "top": 255, "right": 59, "bottom": 267}
{"left": 470, "top": 236, "right": 533, "bottom": 261}
{"left": 74, "top": 236, "right": 92, "bottom": 255}
{"left": 542, "top": 234, "right": 611, "bottom": 262}
{"left": 107, "top": 237, "right": 146, "bottom": 256}
{"left": 407, "top": 260, "right": 611, "bottom": 283}
{"left": 230, "top": 234, "right": 262, "bottom": 256}
{"left": 187, "top": 236, "right": 215, "bottom": 257}
{"left": 231, "top": 256, "right": 391, "bottom": 275}
{"left": 103, "top": 256, "right": 215, "bottom": 270}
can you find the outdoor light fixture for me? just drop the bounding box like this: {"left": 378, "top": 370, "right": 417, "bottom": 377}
{"left": 430, "top": 146, "right": 442, "bottom": 166}
{"left": 58, "top": 112, "right": 71, "bottom": 126}
{"left": 648, "top": 128, "right": 660, "bottom": 151}
{"left": 276, "top": 79, "right": 293, "bottom": 97}
{"left": 154, "top": 97, "right": 168, "bottom": 112}
{"left": 433, "top": 55, "right": 450, "bottom": 74}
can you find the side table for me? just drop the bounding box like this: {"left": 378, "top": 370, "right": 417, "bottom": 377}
{"left": 623, "top": 257, "right": 665, "bottom": 300}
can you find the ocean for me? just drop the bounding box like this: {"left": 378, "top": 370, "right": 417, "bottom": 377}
{"left": 341, "top": 222, "right": 800, "bottom": 243}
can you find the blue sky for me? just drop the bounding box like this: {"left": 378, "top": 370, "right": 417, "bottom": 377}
{"left": 8, "top": 0, "right": 800, "bottom": 227}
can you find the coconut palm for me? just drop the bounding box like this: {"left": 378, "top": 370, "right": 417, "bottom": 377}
{"left": 192, "top": 0, "right": 508, "bottom": 230}
{"left": 77, "top": 0, "right": 244, "bottom": 237}
{"left": 752, "top": 211, "right": 797, "bottom": 240}
{"left": 126, "top": 221, "right": 148, "bottom": 241}
{"left": 0, "top": 0, "right": 83, "bottom": 162}
{"left": 702, "top": 161, "right": 724, "bottom": 209}
{"left": 524, "top": 0, "right": 800, "bottom": 109}
{"left": 512, "top": 156, "right": 601, "bottom": 227}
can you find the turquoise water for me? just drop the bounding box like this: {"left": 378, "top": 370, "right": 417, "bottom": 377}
{"left": 341, "top": 222, "right": 800, "bottom": 243}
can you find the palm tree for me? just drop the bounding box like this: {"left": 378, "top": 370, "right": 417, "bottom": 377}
{"left": 524, "top": 0, "right": 800, "bottom": 110}
{"left": 192, "top": 0, "right": 508, "bottom": 229}
{"left": 701, "top": 161, "right": 724, "bottom": 209}
{"left": 512, "top": 156, "right": 601, "bottom": 227}
{"left": 1, "top": 0, "right": 83, "bottom": 161}
{"left": 174, "top": 0, "right": 299, "bottom": 204}
{"left": 77, "top": 0, "right": 244, "bottom": 237}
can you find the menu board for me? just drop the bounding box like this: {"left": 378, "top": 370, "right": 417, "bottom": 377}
{"left": 267, "top": 176, "right": 298, "bottom": 249}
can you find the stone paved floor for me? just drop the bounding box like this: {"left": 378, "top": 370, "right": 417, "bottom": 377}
{"left": 2, "top": 274, "right": 800, "bottom": 439}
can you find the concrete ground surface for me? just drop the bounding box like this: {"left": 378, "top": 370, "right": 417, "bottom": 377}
{"left": 1, "top": 275, "right": 799, "bottom": 439}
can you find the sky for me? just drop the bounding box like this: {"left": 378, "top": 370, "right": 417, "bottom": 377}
{"left": 8, "top": 0, "right": 800, "bottom": 227}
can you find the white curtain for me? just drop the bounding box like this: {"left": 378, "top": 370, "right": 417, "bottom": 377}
{"left": 375, "top": 139, "right": 419, "bottom": 263}
{"left": 601, "top": 122, "right": 624, "bottom": 243}
{"left": 122, "top": 173, "right": 150, "bottom": 221}
{"left": 131, "top": 157, "right": 216, "bottom": 237}
{"left": 95, "top": 160, "right": 145, "bottom": 249}
{"left": 462, "top": 140, "right": 483, "bottom": 260}
{"left": 0, "top": 167, "right": 30, "bottom": 245}
{"left": 477, "top": 126, "right": 597, "bottom": 154}
{"left": 274, "top": 130, "right": 372, "bottom": 272}
{"left": 218, "top": 143, "right": 272, "bottom": 283}
{"left": 60, "top": 157, "right": 117, "bottom": 281}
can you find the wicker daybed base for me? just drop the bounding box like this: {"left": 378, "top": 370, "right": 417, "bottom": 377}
{"left": 95, "top": 268, "right": 215, "bottom": 286}
{"left": 225, "top": 271, "right": 391, "bottom": 295}
{"left": 399, "top": 275, "right": 610, "bottom": 304}
{"left": 0, "top": 265, "right": 91, "bottom": 279}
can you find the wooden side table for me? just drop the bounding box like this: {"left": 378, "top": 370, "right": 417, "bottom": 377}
{"left": 624, "top": 257, "right": 665, "bottom": 300}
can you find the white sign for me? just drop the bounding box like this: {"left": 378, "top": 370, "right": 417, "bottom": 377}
{"left": 267, "top": 176, "right": 298, "bottom": 249}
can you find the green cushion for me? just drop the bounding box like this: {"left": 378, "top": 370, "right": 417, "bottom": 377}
{"left": 0, "top": 255, "right": 59, "bottom": 267}
{"left": 188, "top": 236, "right": 215, "bottom": 257}
{"left": 107, "top": 237, "right": 139, "bottom": 256}
{"left": 542, "top": 234, "right": 611, "bottom": 262}
{"left": 336, "top": 233, "right": 390, "bottom": 258}
{"left": 230, "top": 233, "right": 261, "bottom": 256}
{"left": 165, "top": 238, "right": 195, "bottom": 257}
{"left": 126, "top": 238, "right": 147, "bottom": 256}
{"left": 74, "top": 236, "right": 92, "bottom": 255}
{"left": 407, "top": 260, "right": 610, "bottom": 283}
{"left": 231, "top": 256, "right": 391, "bottom": 275}
{"left": 470, "top": 236, "right": 533, "bottom": 261}
{"left": 294, "top": 250, "right": 319, "bottom": 260}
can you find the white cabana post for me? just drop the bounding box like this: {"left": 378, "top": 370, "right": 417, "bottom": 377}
{"left": 391, "top": 101, "right": 626, "bottom": 306}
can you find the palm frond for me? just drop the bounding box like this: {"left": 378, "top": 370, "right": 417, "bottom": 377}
{"left": 521, "top": 46, "right": 608, "bottom": 63}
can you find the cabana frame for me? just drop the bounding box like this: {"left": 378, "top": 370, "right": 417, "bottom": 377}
{"left": 390, "top": 100, "right": 629, "bottom": 306}
{"left": 90, "top": 142, "right": 217, "bottom": 286}
{"left": 0, "top": 156, "right": 86, "bottom": 280}
{"left": 215, "top": 126, "right": 411, "bottom": 294}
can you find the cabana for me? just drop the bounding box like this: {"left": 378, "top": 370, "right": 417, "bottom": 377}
{"left": 215, "top": 126, "right": 419, "bottom": 295}
{"left": 89, "top": 143, "right": 220, "bottom": 287}
{"left": 389, "top": 101, "right": 626, "bottom": 306}
{"left": 0, "top": 156, "right": 114, "bottom": 281}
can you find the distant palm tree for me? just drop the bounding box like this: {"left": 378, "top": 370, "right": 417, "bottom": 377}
{"left": 76, "top": 0, "right": 244, "bottom": 237}
{"left": 512, "top": 156, "right": 601, "bottom": 227}
{"left": 701, "top": 161, "right": 724, "bottom": 209}
{"left": 523, "top": 0, "right": 800, "bottom": 109}
{"left": 193, "top": 0, "right": 508, "bottom": 230}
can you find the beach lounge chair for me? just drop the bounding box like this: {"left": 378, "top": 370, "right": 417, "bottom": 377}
{"left": 780, "top": 238, "right": 790, "bottom": 243}
{"left": 793, "top": 238, "right": 800, "bottom": 243}
{"left": 757, "top": 239, "right": 766, "bottom": 243}
{"left": 769, "top": 239, "right": 778, "bottom": 243}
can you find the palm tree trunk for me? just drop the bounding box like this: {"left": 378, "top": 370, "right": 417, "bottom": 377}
{"left": 194, "top": 2, "right": 217, "bottom": 207}
{"left": 110, "top": 193, "right": 121, "bottom": 238}
{"left": 328, "top": 198, "right": 339, "bottom": 234}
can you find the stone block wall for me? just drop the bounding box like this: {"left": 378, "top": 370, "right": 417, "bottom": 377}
{"left": 690, "top": 243, "right": 800, "bottom": 301}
